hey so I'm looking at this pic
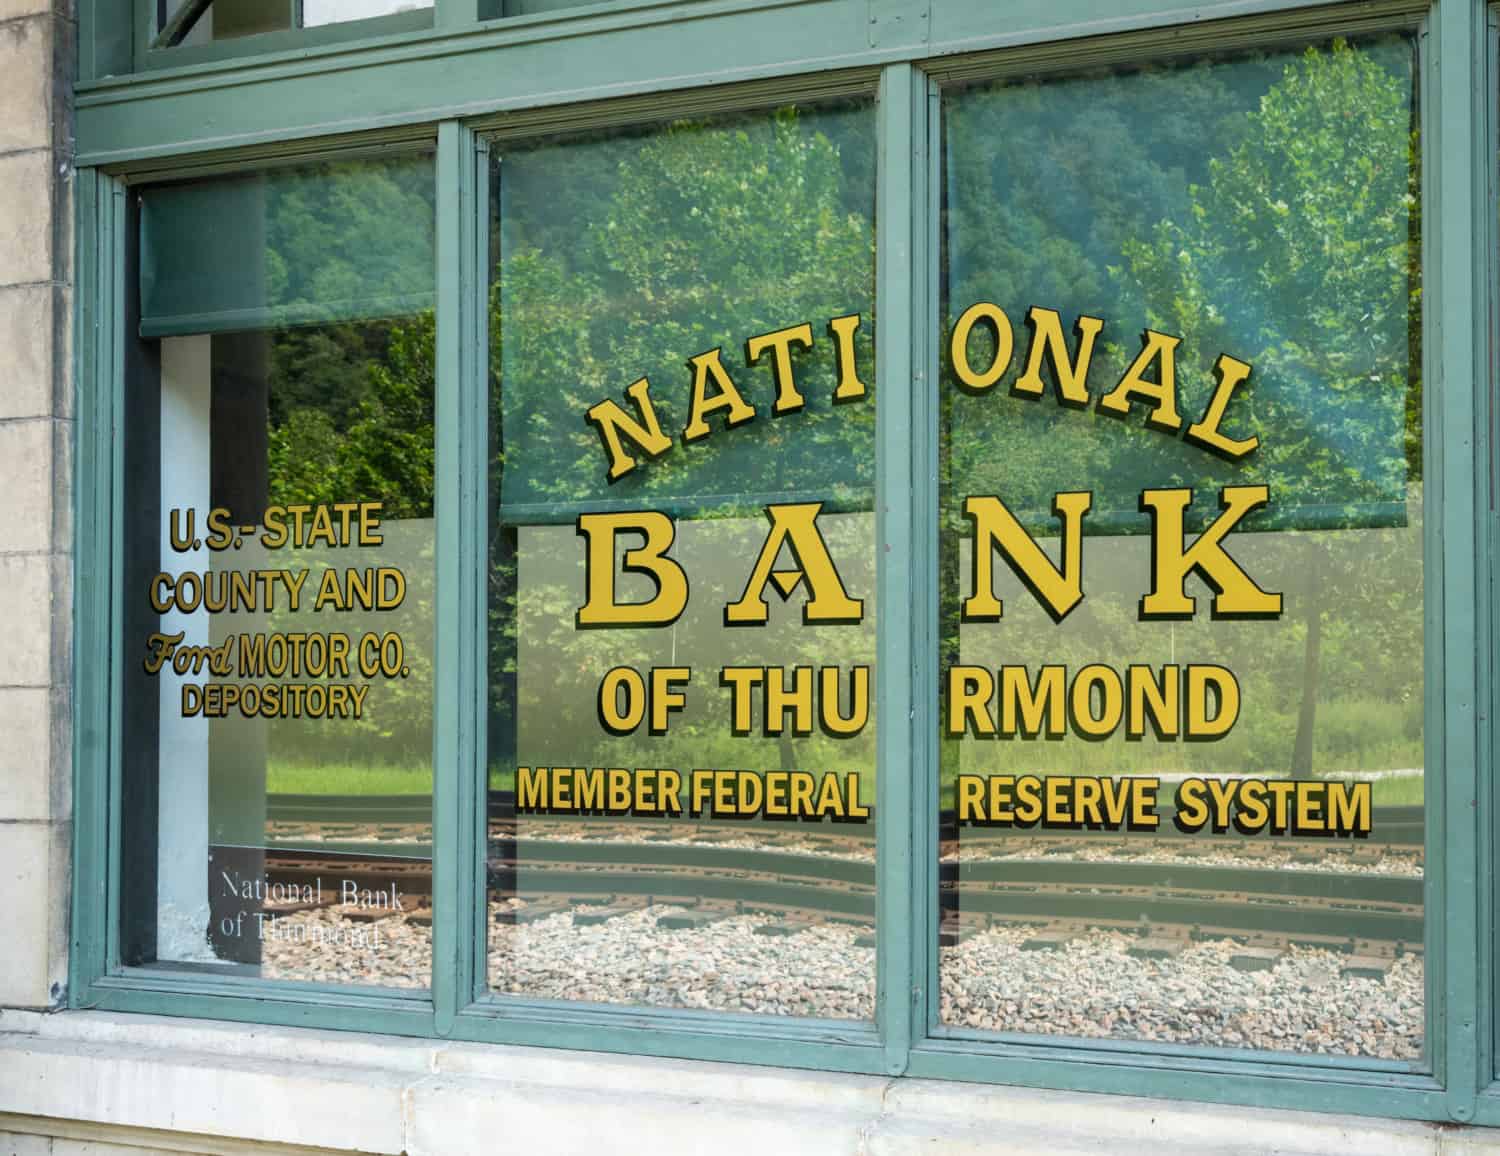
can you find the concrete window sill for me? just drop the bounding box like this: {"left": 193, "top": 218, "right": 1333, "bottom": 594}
{"left": 0, "top": 1009, "right": 1493, "bottom": 1154}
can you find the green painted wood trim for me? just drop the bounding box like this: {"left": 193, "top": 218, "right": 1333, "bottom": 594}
{"left": 1417, "top": 11, "right": 1447, "bottom": 1089}
{"left": 90, "top": 970, "right": 439, "bottom": 1019}
{"left": 103, "top": 177, "right": 130, "bottom": 979}
{"left": 81, "top": 0, "right": 817, "bottom": 99}
{"left": 69, "top": 167, "right": 113, "bottom": 1007}
{"left": 69, "top": 145, "right": 449, "bottom": 1015}
{"left": 921, "top": 0, "right": 1427, "bottom": 84}
{"left": 1474, "top": 11, "right": 1500, "bottom": 1120}
{"left": 82, "top": 981, "right": 439, "bottom": 1036}
{"left": 137, "top": 295, "right": 438, "bottom": 340}
{"left": 102, "top": 966, "right": 433, "bottom": 1003}
{"left": 68, "top": 87, "right": 891, "bottom": 1073}
{"left": 1477, "top": 1092, "right": 1500, "bottom": 1129}
{"left": 67, "top": 169, "right": 130, "bottom": 996}
{"left": 134, "top": 0, "right": 154, "bottom": 74}
{"left": 912, "top": 66, "right": 941, "bottom": 1046}
{"left": 1431, "top": 0, "right": 1487, "bottom": 1123}
{"left": 464, "top": 135, "right": 491, "bottom": 1008}
{"left": 467, "top": 66, "right": 878, "bottom": 142}
{"left": 431, "top": 121, "right": 488, "bottom": 1026}
{"left": 140, "top": 8, "right": 436, "bottom": 72}
{"left": 432, "top": 120, "right": 468, "bottom": 1035}
{"left": 1484, "top": 0, "right": 1500, "bottom": 1098}
{"left": 898, "top": 8, "right": 1463, "bottom": 1118}
{"left": 152, "top": 0, "right": 215, "bottom": 51}
{"left": 79, "top": 0, "right": 1416, "bottom": 100}
{"left": 436, "top": 0, "right": 482, "bottom": 28}
{"left": 76, "top": 0, "right": 134, "bottom": 81}
{"left": 73, "top": 0, "right": 1428, "bottom": 168}
{"left": 874, "top": 60, "right": 917, "bottom": 1075}
{"left": 449, "top": 1001, "right": 885, "bottom": 1073}
{"left": 116, "top": 128, "right": 440, "bottom": 186}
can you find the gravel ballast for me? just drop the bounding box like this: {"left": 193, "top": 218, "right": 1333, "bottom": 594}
{"left": 940, "top": 926, "right": 1422, "bottom": 1059}
{"left": 256, "top": 899, "right": 1422, "bottom": 1060}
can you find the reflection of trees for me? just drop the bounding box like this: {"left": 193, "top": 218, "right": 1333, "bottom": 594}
{"left": 489, "top": 104, "right": 879, "bottom": 775}
{"left": 253, "top": 313, "right": 438, "bottom": 767}
{"left": 492, "top": 104, "right": 876, "bottom": 508}
{"left": 1121, "top": 39, "right": 1420, "bottom": 778}
{"left": 942, "top": 36, "right": 1422, "bottom": 779}
{"left": 1123, "top": 40, "right": 1420, "bottom": 502}
{"left": 249, "top": 45, "right": 1426, "bottom": 783}
{"left": 249, "top": 160, "right": 441, "bottom": 765}
{"left": 261, "top": 155, "right": 439, "bottom": 524}
{"left": 267, "top": 314, "right": 436, "bottom": 520}
{"left": 510, "top": 515, "right": 876, "bottom": 773}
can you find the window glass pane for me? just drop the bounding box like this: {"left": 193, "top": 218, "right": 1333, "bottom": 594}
{"left": 302, "top": 0, "right": 431, "bottom": 26}
{"left": 479, "top": 0, "right": 590, "bottom": 20}
{"left": 168, "top": 0, "right": 430, "bottom": 45}
{"left": 487, "top": 100, "right": 878, "bottom": 1018}
{"left": 121, "top": 156, "right": 437, "bottom": 990}
{"left": 173, "top": 0, "right": 292, "bottom": 43}
{"left": 938, "top": 35, "right": 1424, "bottom": 1059}
{"left": 141, "top": 158, "right": 435, "bottom": 336}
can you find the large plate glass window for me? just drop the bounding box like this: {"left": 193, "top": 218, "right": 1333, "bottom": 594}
{"left": 936, "top": 35, "right": 1425, "bottom": 1059}
{"left": 119, "top": 153, "right": 437, "bottom": 989}
{"left": 486, "top": 99, "right": 878, "bottom": 1017}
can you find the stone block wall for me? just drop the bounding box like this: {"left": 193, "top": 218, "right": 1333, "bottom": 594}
{"left": 0, "top": 0, "right": 73, "bottom": 1011}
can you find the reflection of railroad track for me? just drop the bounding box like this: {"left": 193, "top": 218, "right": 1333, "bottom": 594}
{"left": 265, "top": 794, "right": 1424, "bottom": 850}
{"left": 249, "top": 795, "right": 1427, "bottom": 969}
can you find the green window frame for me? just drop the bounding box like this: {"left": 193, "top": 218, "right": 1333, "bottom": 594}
{"left": 67, "top": 0, "right": 1500, "bottom": 1126}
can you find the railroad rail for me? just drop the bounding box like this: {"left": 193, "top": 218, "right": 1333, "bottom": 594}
{"left": 264, "top": 793, "right": 1425, "bottom": 847}
{"left": 241, "top": 794, "right": 1428, "bottom": 961}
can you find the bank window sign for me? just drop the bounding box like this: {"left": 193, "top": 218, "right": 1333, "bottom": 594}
{"left": 936, "top": 34, "right": 1422, "bottom": 1058}
{"left": 109, "top": 28, "right": 1426, "bottom": 1080}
